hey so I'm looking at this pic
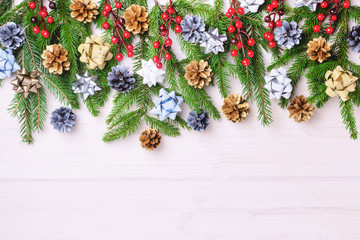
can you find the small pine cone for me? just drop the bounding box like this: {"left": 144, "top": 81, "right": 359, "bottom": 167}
{"left": 139, "top": 128, "right": 161, "bottom": 151}
{"left": 107, "top": 66, "right": 135, "bottom": 93}
{"left": 307, "top": 36, "right": 331, "bottom": 63}
{"left": 69, "top": 0, "right": 99, "bottom": 23}
{"left": 347, "top": 25, "right": 360, "bottom": 53}
{"left": 287, "top": 95, "right": 315, "bottom": 122}
{"left": 41, "top": 44, "right": 70, "bottom": 75}
{"left": 124, "top": 5, "right": 149, "bottom": 35}
{"left": 222, "top": 94, "right": 250, "bottom": 123}
{"left": 184, "top": 60, "right": 212, "bottom": 89}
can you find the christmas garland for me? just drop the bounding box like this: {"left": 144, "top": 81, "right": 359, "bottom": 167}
{"left": 0, "top": 0, "right": 359, "bottom": 149}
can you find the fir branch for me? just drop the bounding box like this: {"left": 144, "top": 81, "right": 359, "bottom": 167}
{"left": 339, "top": 99, "right": 358, "bottom": 140}
{"left": 144, "top": 115, "right": 181, "bottom": 137}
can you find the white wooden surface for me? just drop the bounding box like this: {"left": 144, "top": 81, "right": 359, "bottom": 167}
{"left": 1, "top": 0, "right": 360, "bottom": 239}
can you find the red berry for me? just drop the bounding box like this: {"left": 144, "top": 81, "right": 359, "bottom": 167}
{"left": 330, "top": 15, "right": 337, "bottom": 22}
{"left": 164, "top": 53, "right": 172, "bottom": 60}
{"left": 313, "top": 25, "right": 321, "bottom": 32}
{"left": 124, "top": 31, "right": 130, "bottom": 38}
{"left": 235, "top": 21, "right": 243, "bottom": 29}
{"left": 271, "top": 0, "right": 279, "bottom": 8}
{"left": 231, "top": 49, "right": 238, "bottom": 57}
{"left": 242, "top": 59, "right": 250, "bottom": 66}
{"left": 267, "top": 33, "right": 274, "bottom": 41}
{"left": 116, "top": 53, "right": 123, "bottom": 61}
{"left": 247, "top": 50, "right": 254, "bottom": 58}
{"left": 264, "top": 32, "right": 270, "bottom": 40}
{"left": 41, "top": 30, "right": 49, "bottom": 38}
{"left": 320, "top": 1, "right": 328, "bottom": 8}
{"left": 236, "top": 42, "right": 243, "bottom": 49}
{"left": 104, "top": 4, "right": 112, "bottom": 12}
{"left": 247, "top": 38, "right": 255, "bottom": 46}
{"left": 317, "top": 14, "right": 325, "bottom": 21}
{"left": 128, "top": 51, "right": 134, "bottom": 58}
{"left": 176, "top": 16, "right": 183, "bottom": 24}
{"left": 33, "top": 26, "right": 40, "bottom": 34}
{"left": 127, "top": 44, "right": 133, "bottom": 51}
{"left": 326, "top": 26, "right": 333, "bottom": 34}
{"left": 269, "top": 40, "right": 276, "bottom": 48}
{"left": 102, "top": 10, "right": 109, "bottom": 17}
{"left": 29, "top": 2, "right": 36, "bottom": 9}
{"left": 228, "top": 26, "right": 236, "bottom": 33}
{"left": 47, "top": 16, "right": 54, "bottom": 24}
{"left": 268, "top": 21, "right": 274, "bottom": 28}
{"left": 226, "top": 12, "right": 232, "bottom": 18}
{"left": 153, "top": 56, "right": 160, "bottom": 63}
{"left": 175, "top": 25, "right": 182, "bottom": 33}
{"left": 343, "top": 1, "right": 350, "bottom": 8}
{"left": 102, "top": 22, "right": 110, "bottom": 30}
{"left": 228, "top": 7, "right": 235, "bottom": 15}
{"left": 153, "top": 41, "right": 160, "bottom": 49}
{"left": 161, "top": 30, "right": 168, "bottom": 37}
{"left": 111, "top": 36, "right": 119, "bottom": 44}
{"left": 115, "top": 2, "right": 122, "bottom": 9}
{"left": 162, "top": 13, "right": 169, "bottom": 20}
{"left": 275, "top": 20, "right": 282, "bottom": 27}
{"left": 266, "top": 5, "right": 273, "bottom": 12}
{"left": 167, "top": 7, "right": 175, "bottom": 14}
{"left": 238, "top": 7, "right": 245, "bottom": 14}
{"left": 40, "top": 10, "right": 48, "bottom": 18}
{"left": 165, "top": 39, "right": 172, "bottom": 46}
{"left": 156, "top": 62, "right": 163, "bottom": 69}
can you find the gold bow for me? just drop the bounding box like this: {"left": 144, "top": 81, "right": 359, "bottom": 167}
{"left": 11, "top": 68, "right": 41, "bottom": 98}
{"left": 325, "top": 66, "right": 358, "bottom": 101}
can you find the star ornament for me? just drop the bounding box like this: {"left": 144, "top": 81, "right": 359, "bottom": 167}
{"left": 72, "top": 71, "right": 101, "bottom": 99}
{"left": 200, "top": 27, "right": 227, "bottom": 55}
{"left": 136, "top": 59, "right": 165, "bottom": 87}
{"left": 151, "top": 88, "right": 183, "bottom": 121}
{"left": 11, "top": 68, "right": 41, "bottom": 98}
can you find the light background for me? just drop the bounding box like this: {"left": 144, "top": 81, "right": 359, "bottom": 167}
{"left": 1, "top": 0, "right": 360, "bottom": 239}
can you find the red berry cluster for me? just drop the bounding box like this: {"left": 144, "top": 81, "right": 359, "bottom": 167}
{"left": 263, "top": 0, "right": 285, "bottom": 48}
{"left": 102, "top": 1, "right": 133, "bottom": 61}
{"left": 29, "top": 0, "right": 56, "bottom": 38}
{"left": 313, "top": 0, "right": 350, "bottom": 34}
{"left": 226, "top": 0, "right": 255, "bottom": 66}
{"left": 152, "top": 0, "right": 182, "bottom": 69}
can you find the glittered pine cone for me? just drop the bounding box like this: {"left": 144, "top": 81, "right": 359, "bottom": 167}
{"left": 184, "top": 60, "right": 212, "bottom": 89}
{"left": 347, "top": 25, "right": 360, "bottom": 53}
{"left": 307, "top": 36, "right": 331, "bottom": 63}
{"left": 0, "top": 22, "right": 25, "bottom": 50}
{"left": 69, "top": 0, "right": 99, "bottom": 23}
{"left": 222, "top": 94, "right": 250, "bottom": 123}
{"left": 287, "top": 95, "right": 315, "bottom": 122}
{"left": 124, "top": 5, "right": 149, "bottom": 35}
{"left": 139, "top": 128, "right": 161, "bottom": 151}
{"left": 41, "top": 44, "right": 70, "bottom": 75}
{"left": 107, "top": 66, "right": 135, "bottom": 93}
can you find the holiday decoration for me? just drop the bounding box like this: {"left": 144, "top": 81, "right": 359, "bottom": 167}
{"left": 136, "top": 59, "right": 165, "bottom": 87}
{"left": 287, "top": 95, "right": 315, "bottom": 123}
{"left": 187, "top": 110, "right": 210, "bottom": 132}
{"left": 307, "top": 36, "right": 331, "bottom": 63}
{"left": 263, "top": 0, "right": 285, "bottom": 48}
{"left": 72, "top": 71, "right": 101, "bottom": 99}
{"left": 274, "top": 20, "right": 302, "bottom": 49}
{"left": 295, "top": 0, "right": 323, "bottom": 11}
{"left": 180, "top": 15, "right": 206, "bottom": 43}
{"left": 41, "top": 44, "right": 70, "bottom": 75}
{"left": 0, "top": 22, "right": 24, "bottom": 50}
{"left": 264, "top": 67, "right": 293, "bottom": 99}
{"left": 185, "top": 60, "right": 213, "bottom": 89}
{"left": 347, "top": 25, "right": 360, "bottom": 53}
{"left": 139, "top": 128, "right": 161, "bottom": 151}
{"left": 199, "top": 27, "right": 227, "bottom": 54}
{"left": 151, "top": 88, "right": 183, "bottom": 121}
{"left": 28, "top": 0, "right": 56, "bottom": 38}
{"left": 78, "top": 35, "right": 113, "bottom": 70}
{"left": 0, "top": 48, "right": 20, "bottom": 79}
{"left": 124, "top": 5, "right": 149, "bottom": 34}
{"left": 50, "top": 107, "right": 76, "bottom": 133}
{"left": 325, "top": 66, "right": 358, "bottom": 101}
{"left": 222, "top": 94, "right": 250, "bottom": 123}
{"left": 107, "top": 65, "right": 135, "bottom": 93}
{"left": 239, "top": 0, "right": 265, "bottom": 14}
{"left": 69, "top": 0, "right": 99, "bottom": 23}
{"left": 11, "top": 68, "right": 41, "bottom": 98}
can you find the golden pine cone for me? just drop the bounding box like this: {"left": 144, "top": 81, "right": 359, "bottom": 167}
{"left": 124, "top": 5, "right": 149, "bottom": 34}
{"left": 69, "top": 0, "right": 99, "bottom": 23}
{"left": 287, "top": 95, "right": 315, "bottom": 122}
{"left": 185, "top": 60, "right": 213, "bottom": 89}
{"left": 139, "top": 128, "right": 161, "bottom": 151}
{"left": 41, "top": 44, "right": 70, "bottom": 75}
{"left": 307, "top": 36, "right": 331, "bottom": 63}
{"left": 222, "top": 94, "right": 250, "bottom": 123}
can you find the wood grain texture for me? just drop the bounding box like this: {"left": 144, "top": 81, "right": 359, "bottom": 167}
{"left": 1, "top": 0, "right": 360, "bottom": 239}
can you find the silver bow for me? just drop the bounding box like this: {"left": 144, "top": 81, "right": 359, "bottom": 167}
{"left": 72, "top": 71, "right": 101, "bottom": 99}
{"left": 200, "top": 27, "right": 227, "bottom": 55}
{"left": 295, "top": 0, "right": 323, "bottom": 11}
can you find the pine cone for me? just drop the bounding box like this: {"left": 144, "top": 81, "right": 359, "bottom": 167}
{"left": 287, "top": 95, "right": 315, "bottom": 122}
{"left": 347, "top": 25, "right": 360, "bottom": 53}
{"left": 187, "top": 110, "right": 210, "bottom": 132}
{"left": 139, "top": 128, "right": 161, "bottom": 151}
{"left": 107, "top": 66, "right": 135, "bottom": 93}
{"left": 41, "top": 44, "right": 70, "bottom": 75}
{"left": 274, "top": 20, "right": 302, "bottom": 49}
{"left": 0, "top": 22, "right": 25, "bottom": 50}
{"left": 222, "top": 94, "right": 250, "bottom": 123}
{"left": 124, "top": 5, "right": 149, "bottom": 35}
{"left": 69, "top": 0, "right": 99, "bottom": 23}
{"left": 50, "top": 107, "right": 76, "bottom": 133}
{"left": 184, "top": 60, "right": 212, "bottom": 89}
{"left": 180, "top": 15, "right": 206, "bottom": 43}
{"left": 307, "top": 36, "right": 331, "bottom": 63}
